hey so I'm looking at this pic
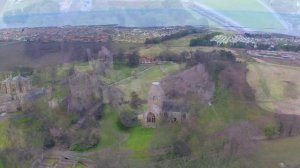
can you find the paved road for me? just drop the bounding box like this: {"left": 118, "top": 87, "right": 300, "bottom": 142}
{"left": 182, "top": 1, "right": 247, "bottom": 32}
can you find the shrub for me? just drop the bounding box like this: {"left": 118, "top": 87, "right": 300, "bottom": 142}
{"left": 127, "top": 51, "right": 140, "bottom": 67}
{"left": 264, "top": 124, "right": 278, "bottom": 139}
{"left": 172, "top": 140, "right": 191, "bottom": 157}
{"left": 130, "top": 92, "right": 144, "bottom": 109}
{"left": 43, "top": 136, "right": 55, "bottom": 149}
{"left": 70, "top": 131, "right": 99, "bottom": 152}
{"left": 118, "top": 111, "right": 137, "bottom": 130}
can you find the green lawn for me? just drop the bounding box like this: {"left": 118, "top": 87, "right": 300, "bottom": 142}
{"left": 101, "top": 65, "right": 152, "bottom": 85}
{"left": 46, "top": 158, "right": 58, "bottom": 166}
{"left": 0, "top": 120, "right": 9, "bottom": 149}
{"left": 123, "top": 126, "right": 155, "bottom": 157}
{"left": 139, "top": 45, "right": 167, "bottom": 57}
{"left": 96, "top": 106, "right": 125, "bottom": 149}
{"left": 199, "top": 88, "right": 264, "bottom": 134}
{"left": 75, "top": 163, "right": 86, "bottom": 168}
{"left": 117, "top": 63, "right": 183, "bottom": 100}
{"left": 94, "top": 106, "right": 156, "bottom": 158}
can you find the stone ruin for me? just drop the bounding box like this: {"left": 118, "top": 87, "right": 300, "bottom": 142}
{"left": 138, "top": 82, "right": 189, "bottom": 128}
{"left": 0, "top": 75, "right": 44, "bottom": 113}
{"left": 87, "top": 46, "right": 113, "bottom": 76}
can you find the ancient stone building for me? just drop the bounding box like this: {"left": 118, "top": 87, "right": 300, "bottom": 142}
{"left": 0, "top": 75, "right": 31, "bottom": 100}
{"left": 0, "top": 75, "right": 43, "bottom": 113}
{"left": 139, "top": 82, "right": 165, "bottom": 127}
{"left": 88, "top": 46, "right": 113, "bottom": 76}
{"left": 139, "top": 82, "right": 189, "bottom": 128}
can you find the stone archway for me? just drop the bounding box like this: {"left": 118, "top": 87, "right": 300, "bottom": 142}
{"left": 147, "top": 112, "right": 156, "bottom": 123}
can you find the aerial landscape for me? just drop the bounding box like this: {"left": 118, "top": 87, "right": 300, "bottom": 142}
{"left": 0, "top": 0, "right": 299, "bottom": 168}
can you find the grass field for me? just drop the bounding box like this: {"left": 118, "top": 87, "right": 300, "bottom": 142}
{"left": 0, "top": 120, "right": 9, "bottom": 149}
{"left": 139, "top": 33, "right": 236, "bottom": 57}
{"left": 198, "top": 0, "right": 285, "bottom": 30}
{"left": 247, "top": 60, "right": 300, "bottom": 113}
{"left": 123, "top": 126, "right": 155, "bottom": 157}
{"left": 102, "top": 64, "right": 153, "bottom": 85}
{"left": 200, "top": 86, "right": 264, "bottom": 134}
{"left": 139, "top": 33, "right": 203, "bottom": 57}
{"left": 96, "top": 106, "right": 156, "bottom": 158}
{"left": 246, "top": 59, "right": 300, "bottom": 167}
{"left": 96, "top": 106, "right": 125, "bottom": 150}
{"left": 260, "top": 136, "right": 300, "bottom": 167}
{"left": 199, "top": 0, "right": 269, "bottom": 12}
{"left": 117, "top": 63, "right": 183, "bottom": 100}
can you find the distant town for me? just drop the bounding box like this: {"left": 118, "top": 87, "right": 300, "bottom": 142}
{"left": 0, "top": 25, "right": 194, "bottom": 43}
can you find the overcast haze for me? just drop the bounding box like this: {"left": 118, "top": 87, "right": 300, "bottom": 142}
{"left": 0, "top": 0, "right": 299, "bottom": 35}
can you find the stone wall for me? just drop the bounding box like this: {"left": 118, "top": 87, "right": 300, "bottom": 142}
{"left": 0, "top": 100, "right": 20, "bottom": 113}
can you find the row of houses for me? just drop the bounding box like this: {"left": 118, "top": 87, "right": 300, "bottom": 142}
{"left": 0, "top": 26, "right": 109, "bottom": 42}
{"left": 211, "top": 33, "right": 300, "bottom": 47}
{"left": 111, "top": 27, "right": 188, "bottom": 43}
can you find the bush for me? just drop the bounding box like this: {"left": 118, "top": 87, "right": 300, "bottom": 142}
{"left": 189, "top": 33, "right": 221, "bottom": 47}
{"left": 118, "top": 111, "right": 137, "bottom": 130}
{"left": 127, "top": 51, "right": 140, "bottom": 67}
{"left": 130, "top": 92, "right": 144, "bottom": 109}
{"left": 43, "top": 136, "right": 55, "bottom": 149}
{"left": 264, "top": 124, "right": 278, "bottom": 139}
{"left": 172, "top": 140, "right": 191, "bottom": 157}
{"left": 70, "top": 131, "right": 100, "bottom": 152}
{"left": 93, "top": 104, "right": 104, "bottom": 120}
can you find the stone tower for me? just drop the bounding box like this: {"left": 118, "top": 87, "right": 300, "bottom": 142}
{"left": 139, "top": 82, "right": 165, "bottom": 127}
